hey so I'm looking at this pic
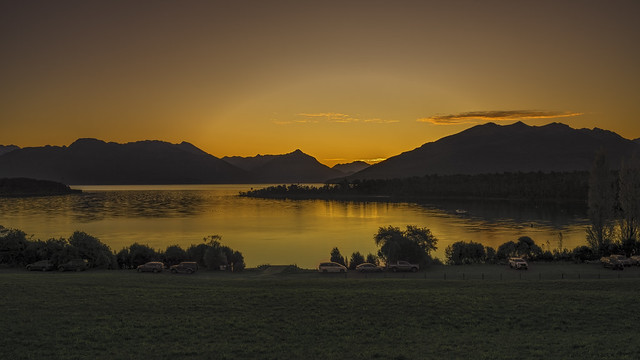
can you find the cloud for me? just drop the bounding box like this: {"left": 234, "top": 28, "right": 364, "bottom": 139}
{"left": 363, "top": 118, "right": 400, "bottom": 124}
{"left": 297, "top": 113, "right": 359, "bottom": 123}
{"left": 418, "top": 110, "right": 583, "bottom": 125}
{"left": 274, "top": 113, "right": 399, "bottom": 125}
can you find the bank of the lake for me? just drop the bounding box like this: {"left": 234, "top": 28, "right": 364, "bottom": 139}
{"left": 1, "top": 264, "right": 639, "bottom": 360}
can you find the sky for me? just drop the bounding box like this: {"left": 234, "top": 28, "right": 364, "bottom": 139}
{"left": 1, "top": 0, "right": 639, "bottom": 167}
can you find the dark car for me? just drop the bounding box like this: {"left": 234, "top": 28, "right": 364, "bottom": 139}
{"left": 355, "top": 263, "right": 383, "bottom": 272}
{"left": 26, "top": 260, "right": 54, "bottom": 271}
{"left": 137, "top": 261, "right": 164, "bottom": 273}
{"left": 58, "top": 259, "right": 89, "bottom": 272}
{"left": 170, "top": 261, "right": 198, "bottom": 274}
{"left": 317, "top": 262, "right": 347, "bottom": 273}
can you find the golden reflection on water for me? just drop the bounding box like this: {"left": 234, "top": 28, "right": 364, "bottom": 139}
{"left": 0, "top": 185, "right": 588, "bottom": 268}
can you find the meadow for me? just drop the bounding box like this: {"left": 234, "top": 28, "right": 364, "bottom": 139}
{"left": 1, "top": 264, "right": 640, "bottom": 360}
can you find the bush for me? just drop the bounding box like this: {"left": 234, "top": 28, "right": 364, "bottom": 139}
{"left": 572, "top": 246, "right": 597, "bottom": 262}
{"left": 0, "top": 228, "right": 28, "bottom": 266}
{"left": 68, "top": 231, "right": 116, "bottom": 269}
{"left": 446, "top": 241, "right": 487, "bottom": 265}
{"left": 163, "top": 245, "right": 188, "bottom": 266}
{"left": 497, "top": 237, "right": 543, "bottom": 261}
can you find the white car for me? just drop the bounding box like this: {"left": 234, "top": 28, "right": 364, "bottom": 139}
{"left": 318, "top": 262, "right": 347, "bottom": 273}
{"left": 508, "top": 257, "right": 528, "bottom": 270}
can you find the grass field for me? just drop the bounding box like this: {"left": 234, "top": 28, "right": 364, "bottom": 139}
{"left": 1, "top": 264, "right": 640, "bottom": 360}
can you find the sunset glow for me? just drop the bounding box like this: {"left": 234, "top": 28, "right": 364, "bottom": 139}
{"left": 1, "top": 0, "right": 639, "bottom": 167}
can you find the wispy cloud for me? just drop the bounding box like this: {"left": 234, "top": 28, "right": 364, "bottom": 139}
{"left": 363, "top": 118, "right": 400, "bottom": 124}
{"left": 297, "top": 113, "right": 359, "bottom": 123}
{"left": 418, "top": 110, "right": 583, "bottom": 125}
{"left": 274, "top": 113, "right": 399, "bottom": 125}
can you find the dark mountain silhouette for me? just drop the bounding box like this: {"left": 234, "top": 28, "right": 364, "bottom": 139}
{"left": 332, "top": 161, "right": 370, "bottom": 176}
{"left": 223, "top": 153, "right": 281, "bottom": 172}
{"left": 0, "top": 139, "right": 251, "bottom": 185}
{"left": 0, "top": 145, "right": 19, "bottom": 156}
{"left": 350, "top": 122, "right": 640, "bottom": 180}
{"left": 223, "top": 150, "right": 343, "bottom": 183}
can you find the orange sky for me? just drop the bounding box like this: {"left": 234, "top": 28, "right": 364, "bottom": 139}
{"left": 1, "top": 0, "right": 639, "bottom": 167}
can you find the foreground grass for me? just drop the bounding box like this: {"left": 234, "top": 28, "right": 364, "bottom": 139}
{"left": 1, "top": 267, "right": 640, "bottom": 360}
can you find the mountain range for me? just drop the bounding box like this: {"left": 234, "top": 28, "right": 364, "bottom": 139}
{"left": 350, "top": 122, "right": 640, "bottom": 180}
{"left": 1, "top": 122, "right": 638, "bottom": 185}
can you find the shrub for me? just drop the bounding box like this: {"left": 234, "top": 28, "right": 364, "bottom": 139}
{"left": 445, "top": 241, "right": 486, "bottom": 265}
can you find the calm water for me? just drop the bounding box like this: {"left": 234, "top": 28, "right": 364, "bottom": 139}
{"left": 0, "top": 185, "right": 589, "bottom": 268}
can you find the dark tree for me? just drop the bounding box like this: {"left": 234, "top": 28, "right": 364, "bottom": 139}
{"left": 617, "top": 156, "right": 640, "bottom": 255}
{"left": 0, "top": 228, "right": 28, "bottom": 265}
{"left": 68, "top": 231, "right": 115, "bottom": 268}
{"left": 128, "top": 243, "right": 159, "bottom": 267}
{"left": 365, "top": 253, "right": 378, "bottom": 265}
{"left": 445, "top": 241, "right": 486, "bottom": 265}
{"left": 163, "top": 245, "right": 188, "bottom": 266}
{"left": 330, "top": 247, "right": 345, "bottom": 266}
{"left": 586, "top": 149, "right": 615, "bottom": 254}
{"left": 374, "top": 225, "right": 438, "bottom": 267}
{"left": 349, "top": 251, "right": 365, "bottom": 270}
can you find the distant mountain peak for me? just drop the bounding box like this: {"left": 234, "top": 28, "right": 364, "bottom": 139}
{"left": 69, "top": 138, "right": 106, "bottom": 147}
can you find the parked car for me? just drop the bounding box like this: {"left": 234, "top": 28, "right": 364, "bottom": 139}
{"left": 26, "top": 260, "right": 54, "bottom": 271}
{"left": 318, "top": 262, "right": 347, "bottom": 273}
{"left": 630, "top": 255, "right": 640, "bottom": 266}
{"left": 386, "top": 260, "right": 419, "bottom": 272}
{"left": 170, "top": 261, "right": 198, "bottom": 274}
{"left": 356, "top": 263, "right": 383, "bottom": 272}
{"left": 609, "top": 254, "right": 633, "bottom": 267}
{"left": 508, "top": 257, "right": 528, "bottom": 270}
{"left": 137, "top": 262, "right": 164, "bottom": 273}
{"left": 58, "top": 259, "right": 89, "bottom": 272}
{"left": 601, "top": 256, "right": 624, "bottom": 270}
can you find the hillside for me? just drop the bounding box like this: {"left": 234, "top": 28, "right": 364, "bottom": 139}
{"left": 0, "top": 139, "right": 250, "bottom": 185}
{"left": 351, "top": 122, "right": 640, "bottom": 179}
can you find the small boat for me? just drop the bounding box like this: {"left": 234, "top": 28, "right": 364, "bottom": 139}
{"left": 455, "top": 209, "right": 468, "bottom": 215}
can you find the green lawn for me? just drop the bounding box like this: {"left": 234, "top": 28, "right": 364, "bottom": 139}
{"left": 1, "top": 265, "right": 639, "bottom": 360}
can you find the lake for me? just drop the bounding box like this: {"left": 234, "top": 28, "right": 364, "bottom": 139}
{"left": 0, "top": 185, "right": 589, "bottom": 268}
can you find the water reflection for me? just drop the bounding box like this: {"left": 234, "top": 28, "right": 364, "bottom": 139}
{"left": 0, "top": 185, "right": 589, "bottom": 268}
{"left": 69, "top": 191, "right": 206, "bottom": 221}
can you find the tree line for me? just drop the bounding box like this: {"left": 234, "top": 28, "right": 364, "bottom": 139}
{"left": 0, "top": 227, "right": 245, "bottom": 271}
{"left": 240, "top": 171, "right": 589, "bottom": 202}
{"left": 331, "top": 225, "right": 596, "bottom": 268}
